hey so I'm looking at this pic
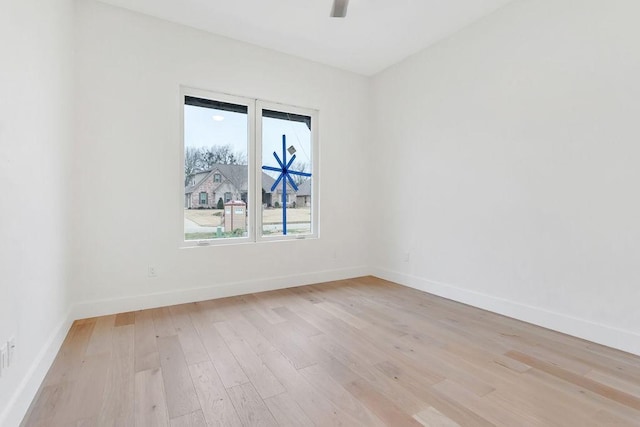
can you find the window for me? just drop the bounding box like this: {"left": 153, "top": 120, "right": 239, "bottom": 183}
{"left": 259, "top": 104, "right": 314, "bottom": 237}
{"left": 183, "top": 91, "right": 249, "bottom": 241}
{"left": 199, "top": 192, "right": 208, "bottom": 205}
{"left": 182, "top": 88, "right": 318, "bottom": 245}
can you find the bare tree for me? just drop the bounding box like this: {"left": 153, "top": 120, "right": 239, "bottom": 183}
{"left": 201, "top": 144, "right": 247, "bottom": 169}
{"left": 184, "top": 146, "right": 203, "bottom": 185}
{"left": 291, "top": 161, "right": 310, "bottom": 186}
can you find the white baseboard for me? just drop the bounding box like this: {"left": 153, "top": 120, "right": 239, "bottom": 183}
{"left": 71, "top": 265, "right": 369, "bottom": 320}
{"left": 0, "top": 310, "right": 74, "bottom": 427}
{"left": 5, "top": 265, "right": 637, "bottom": 426}
{"left": 372, "top": 267, "right": 640, "bottom": 357}
{"left": 2, "top": 266, "right": 367, "bottom": 426}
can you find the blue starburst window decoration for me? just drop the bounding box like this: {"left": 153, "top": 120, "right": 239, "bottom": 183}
{"left": 262, "top": 135, "right": 312, "bottom": 235}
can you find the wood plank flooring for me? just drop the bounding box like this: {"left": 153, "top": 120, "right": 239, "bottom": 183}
{"left": 21, "top": 276, "right": 640, "bottom": 426}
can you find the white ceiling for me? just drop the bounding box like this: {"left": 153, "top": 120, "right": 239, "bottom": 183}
{"left": 96, "top": 0, "right": 514, "bottom": 76}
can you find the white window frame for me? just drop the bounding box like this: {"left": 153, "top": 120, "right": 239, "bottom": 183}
{"left": 255, "top": 100, "right": 319, "bottom": 243}
{"left": 180, "top": 87, "right": 318, "bottom": 247}
{"left": 180, "top": 87, "right": 255, "bottom": 247}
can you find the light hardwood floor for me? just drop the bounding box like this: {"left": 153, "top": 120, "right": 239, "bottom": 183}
{"left": 22, "top": 277, "right": 640, "bottom": 426}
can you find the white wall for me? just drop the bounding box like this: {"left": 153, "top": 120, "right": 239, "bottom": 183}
{"left": 371, "top": 0, "right": 640, "bottom": 354}
{"left": 4, "top": 0, "right": 640, "bottom": 422}
{"left": 71, "top": 0, "right": 371, "bottom": 315}
{"left": 0, "top": 0, "right": 75, "bottom": 424}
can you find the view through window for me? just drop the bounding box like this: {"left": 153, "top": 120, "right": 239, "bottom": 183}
{"left": 183, "top": 96, "right": 249, "bottom": 241}
{"left": 183, "top": 90, "right": 316, "bottom": 244}
{"left": 260, "top": 109, "right": 312, "bottom": 237}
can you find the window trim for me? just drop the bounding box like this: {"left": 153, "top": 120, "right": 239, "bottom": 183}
{"left": 179, "top": 87, "right": 318, "bottom": 247}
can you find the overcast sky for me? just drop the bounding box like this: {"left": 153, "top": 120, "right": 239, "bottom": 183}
{"left": 184, "top": 104, "right": 312, "bottom": 171}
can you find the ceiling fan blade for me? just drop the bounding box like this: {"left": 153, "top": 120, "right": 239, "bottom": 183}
{"left": 330, "top": 0, "right": 349, "bottom": 18}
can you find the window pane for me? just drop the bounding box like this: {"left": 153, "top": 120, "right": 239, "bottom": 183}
{"left": 261, "top": 109, "right": 312, "bottom": 237}
{"left": 184, "top": 96, "right": 249, "bottom": 240}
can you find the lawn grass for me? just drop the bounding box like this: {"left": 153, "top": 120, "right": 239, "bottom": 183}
{"left": 184, "top": 207, "right": 311, "bottom": 226}
{"left": 185, "top": 231, "right": 246, "bottom": 240}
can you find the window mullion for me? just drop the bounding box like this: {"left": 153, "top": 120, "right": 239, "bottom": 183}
{"left": 254, "top": 101, "right": 265, "bottom": 242}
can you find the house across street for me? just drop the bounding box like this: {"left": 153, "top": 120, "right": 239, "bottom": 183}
{"left": 185, "top": 163, "right": 311, "bottom": 209}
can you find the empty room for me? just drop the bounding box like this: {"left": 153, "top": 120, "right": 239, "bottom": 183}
{"left": 1, "top": 0, "right": 639, "bottom": 425}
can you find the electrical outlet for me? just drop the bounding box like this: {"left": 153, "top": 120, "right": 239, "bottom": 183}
{"left": 7, "top": 337, "right": 15, "bottom": 367}
{"left": 148, "top": 266, "right": 157, "bottom": 278}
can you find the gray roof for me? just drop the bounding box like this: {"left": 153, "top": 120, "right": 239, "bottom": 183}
{"left": 185, "top": 164, "right": 279, "bottom": 194}
{"left": 214, "top": 163, "right": 249, "bottom": 191}
{"left": 262, "top": 175, "right": 311, "bottom": 195}
{"left": 262, "top": 172, "right": 276, "bottom": 193}
{"left": 184, "top": 170, "right": 212, "bottom": 194}
{"left": 295, "top": 179, "right": 311, "bottom": 196}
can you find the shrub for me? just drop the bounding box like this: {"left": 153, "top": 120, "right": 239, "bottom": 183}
{"left": 274, "top": 201, "right": 281, "bottom": 208}
{"left": 217, "top": 197, "right": 224, "bottom": 209}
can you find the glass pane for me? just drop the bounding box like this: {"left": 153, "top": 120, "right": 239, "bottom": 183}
{"left": 184, "top": 96, "right": 249, "bottom": 240}
{"left": 261, "top": 109, "right": 312, "bottom": 237}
